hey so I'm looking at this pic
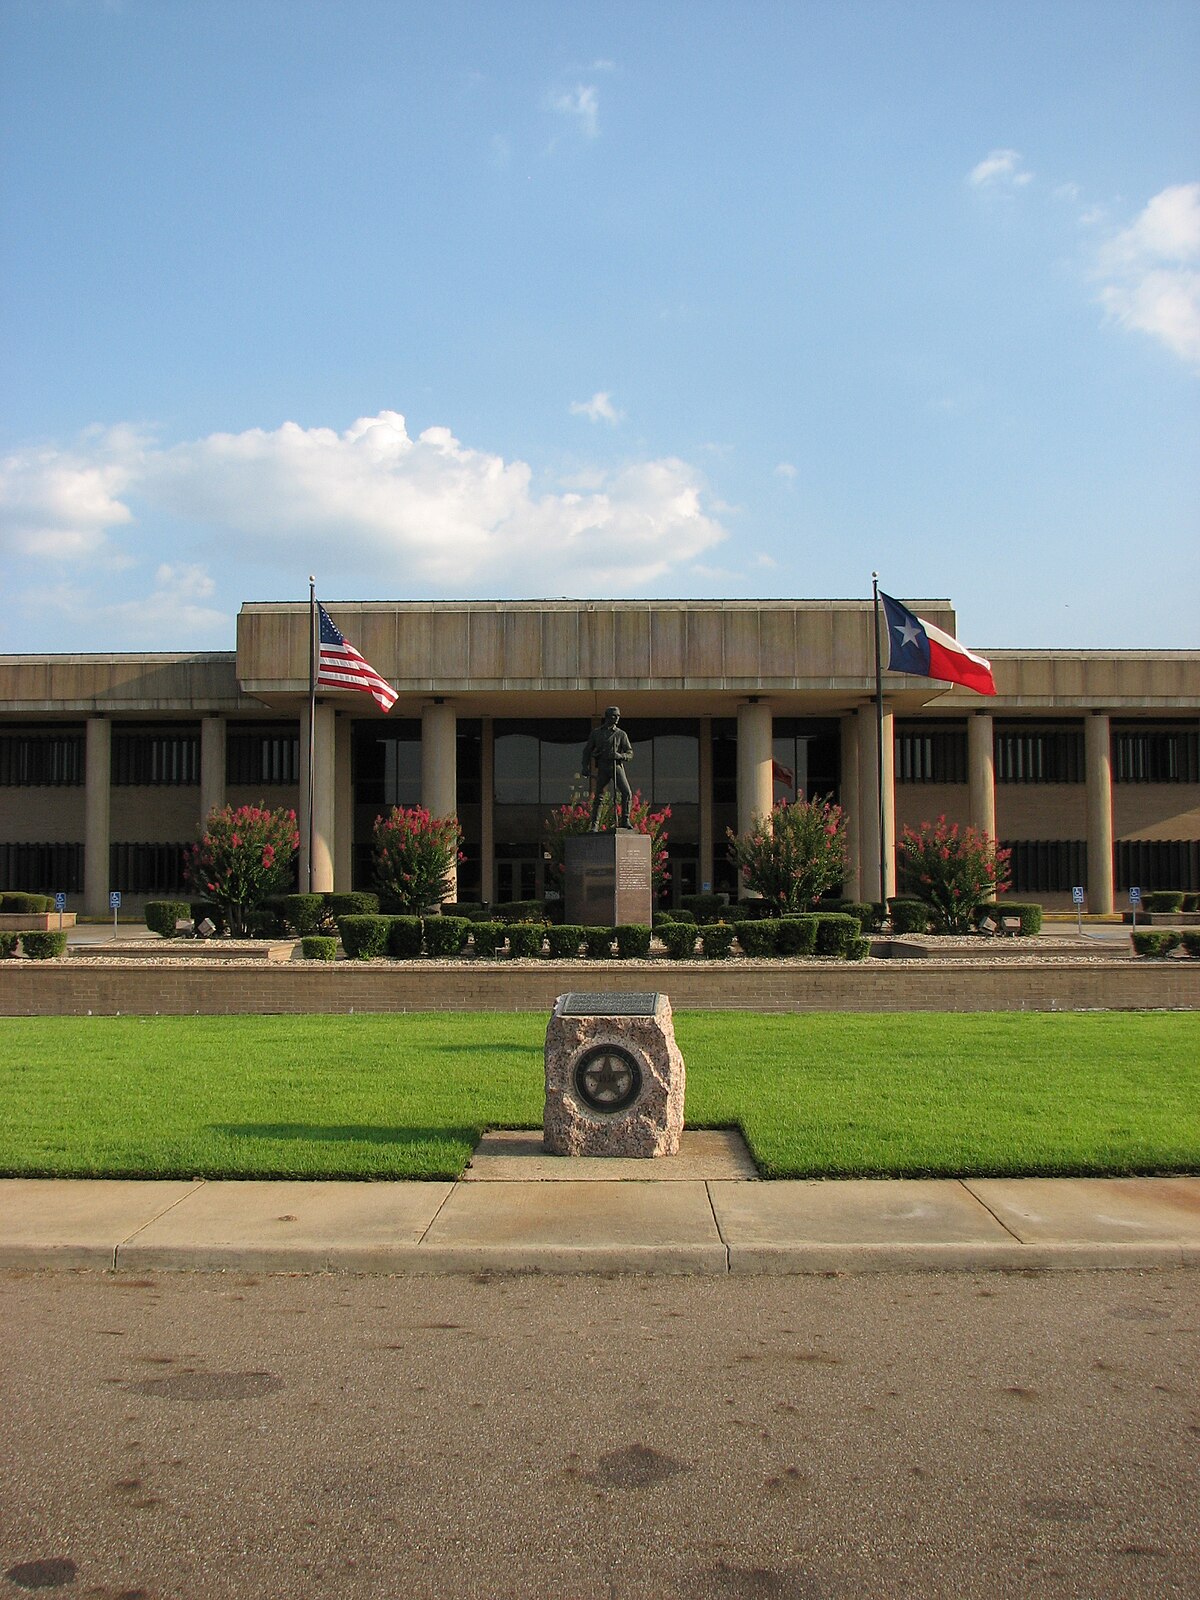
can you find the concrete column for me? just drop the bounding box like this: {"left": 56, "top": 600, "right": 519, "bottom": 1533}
{"left": 736, "top": 700, "right": 773, "bottom": 901}
{"left": 334, "top": 714, "right": 353, "bottom": 890}
{"left": 1085, "top": 712, "right": 1114, "bottom": 914}
{"left": 299, "top": 701, "right": 336, "bottom": 893}
{"left": 968, "top": 713, "right": 996, "bottom": 838}
{"left": 84, "top": 716, "right": 111, "bottom": 916}
{"left": 857, "top": 707, "right": 895, "bottom": 903}
{"left": 840, "top": 712, "right": 862, "bottom": 900}
{"left": 698, "top": 716, "right": 714, "bottom": 893}
{"left": 480, "top": 717, "right": 494, "bottom": 908}
{"left": 421, "top": 700, "right": 457, "bottom": 902}
{"left": 200, "top": 716, "right": 225, "bottom": 823}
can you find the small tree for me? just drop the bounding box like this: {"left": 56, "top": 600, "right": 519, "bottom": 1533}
{"left": 896, "top": 816, "right": 1011, "bottom": 933}
{"left": 543, "top": 790, "right": 671, "bottom": 897}
{"left": 727, "top": 795, "right": 849, "bottom": 913}
{"left": 372, "top": 806, "right": 463, "bottom": 912}
{"left": 187, "top": 804, "right": 299, "bottom": 936}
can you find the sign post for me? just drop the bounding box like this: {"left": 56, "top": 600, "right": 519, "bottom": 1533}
{"left": 1072, "top": 885, "right": 1085, "bottom": 937}
{"left": 1129, "top": 885, "right": 1141, "bottom": 932}
{"left": 109, "top": 890, "right": 121, "bottom": 941}
{"left": 54, "top": 892, "right": 66, "bottom": 933}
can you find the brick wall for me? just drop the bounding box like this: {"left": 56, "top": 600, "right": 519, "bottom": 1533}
{"left": 0, "top": 959, "right": 1194, "bottom": 1016}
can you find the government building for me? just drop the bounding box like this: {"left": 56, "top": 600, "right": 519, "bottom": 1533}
{"left": 1, "top": 597, "right": 1197, "bottom": 916}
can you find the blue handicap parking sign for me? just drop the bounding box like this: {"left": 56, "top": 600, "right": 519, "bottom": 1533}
{"left": 1129, "top": 886, "right": 1142, "bottom": 905}
{"left": 54, "top": 892, "right": 66, "bottom": 911}
{"left": 1071, "top": 886, "right": 1085, "bottom": 905}
{"left": 109, "top": 891, "right": 121, "bottom": 909}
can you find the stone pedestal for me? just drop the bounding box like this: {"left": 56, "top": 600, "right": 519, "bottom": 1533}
{"left": 564, "top": 832, "right": 652, "bottom": 927}
{"left": 543, "top": 992, "right": 685, "bottom": 1158}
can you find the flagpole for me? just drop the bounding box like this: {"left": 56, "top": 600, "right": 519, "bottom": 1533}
{"left": 872, "top": 572, "right": 886, "bottom": 905}
{"left": 307, "top": 576, "right": 317, "bottom": 894}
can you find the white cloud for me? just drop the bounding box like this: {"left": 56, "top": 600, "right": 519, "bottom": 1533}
{"left": 569, "top": 391, "right": 623, "bottom": 424}
{"left": 20, "top": 564, "right": 229, "bottom": 647}
{"left": 968, "top": 149, "right": 1033, "bottom": 188}
{"left": 774, "top": 462, "right": 798, "bottom": 480}
{"left": 546, "top": 84, "right": 599, "bottom": 138}
{"left": 0, "top": 428, "right": 141, "bottom": 558}
{"left": 0, "top": 410, "right": 727, "bottom": 598}
{"left": 1094, "top": 183, "right": 1200, "bottom": 368}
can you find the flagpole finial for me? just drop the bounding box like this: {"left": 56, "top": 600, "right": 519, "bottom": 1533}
{"left": 871, "top": 571, "right": 878, "bottom": 581}
{"left": 309, "top": 574, "right": 316, "bottom": 584}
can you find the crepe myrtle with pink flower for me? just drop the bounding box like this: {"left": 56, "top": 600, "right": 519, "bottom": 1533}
{"left": 187, "top": 803, "right": 300, "bottom": 936}
{"left": 727, "top": 794, "right": 849, "bottom": 912}
{"left": 897, "top": 816, "right": 1012, "bottom": 933}
{"left": 372, "top": 805, "right": 464, "bottom": 912}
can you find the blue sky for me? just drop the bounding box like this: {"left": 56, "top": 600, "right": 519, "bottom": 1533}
{"left": 1, "top": 0, "right": 1197, "bottom": 653}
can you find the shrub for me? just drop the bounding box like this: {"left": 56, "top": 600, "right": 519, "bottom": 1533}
{"left": 546, "top": 925, "right": 585, "bottom": 958}
{"left": 897, "top": 817, "right": 1011, "bottom": 933}
{"left": 583, "top": 926, "right": 615, "bottom": 958}
{"left": 422, "top": 916, "right": 470, "bottom": 957}
{"left": 21, "top": 930, "right": 67, "bottom": 959}
{"left": 1, "top": 892, "right": 53, "bottom": 913}
{"left": 614, "top": 924, "right": 652, "bottom": 960}
{"left": 544, "top": 790, "right": 672, "bottom": 897}
{"left": 384, "top": 916, "right": 423, "bottom": 958}
{"left": 372, "top": 806, "right": 463, "bottom": 913}
{"left": 994, "top": 902, "right": 1043, "bottom": 936}
{"left": 1183, "top": 893, "right": 1199, "bottom": 913}
{"left": 777, "top": 915, "right": 817, "bottom": 956}
{"left": 326, "top": 891, "right": 380, "bottom": 919}
{"left": 495, "top": 900, "right": 546, "bottom": 924}
{"left": 700, "top": 923, "right": 735, "bottom": 959}
{"left": 659, "top": 921, "right": 699, "bottom": 959}
{"left": 1179, "top": 931, "right": 1200, "bottom": 958}
{"left": 1132, "top": 930, "right": 1182, "bottom": 957}
{"left": 888, "top": 898, "right": 930, "bottom": 935}
{"left": 680, "top": 893, "right": 727, "bottom": 922}
{"left": 1144, "top": 890, "right": 1185, "bottom": 914}
{"left": 278, "top": 893, "right": 326, "bottom": 935}
{"left": 190, "top": 900, "right": 228, "bottom": 936}
{"left": 246, "top": 905, "right": 286, "bottom": 936}
{"left": 812, "top": 912, "right": 863, "bottom": 958}
{"left": 300, "top": 936, "right": 337, "bottom": 961}
{"left": 144, "top": 900, "right": 192, "bottom": 939}
{"left": 0, "top": 932, "right": 18, "bottom": 958}
{"left": 728, "top": 794, "right": 850, "bottom": 914}
{"left": 335, "top": 915, "right": 391, "bottom": 960}
{"left": 824, "top": 899, "right": 886, "bottom": 934}
{"left": 734, "top": 919, "right": 780, "bottom": 957}
{"left": 443, "top": 901, "right": 485, "bottom": 920}
{"left": 186, "top": 803, "right": 300, "bottom": 937}
{"left": 471, "top": 921, "right": 506, "bottom": 957}
{"left": 506, "top": 922, "right": 545, "bottom": 958}
{"left": 664, "top": 908, "right": 696, "bottom": 924}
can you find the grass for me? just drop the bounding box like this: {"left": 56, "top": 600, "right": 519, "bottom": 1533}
{"left": 0, "top": 1011, "right": 1196, "bottom": 1181}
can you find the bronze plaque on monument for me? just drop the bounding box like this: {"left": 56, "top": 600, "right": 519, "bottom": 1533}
{"left": 564, "top": 832, "right": 653, "bottom": 927}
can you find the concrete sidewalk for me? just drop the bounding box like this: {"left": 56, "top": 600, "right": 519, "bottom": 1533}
{"left": 2, "top": 1131, "right": 1197, "bottom": 1276}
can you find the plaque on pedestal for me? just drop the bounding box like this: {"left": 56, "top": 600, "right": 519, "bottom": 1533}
{"left": 564, "top": 832, "right": 653, "bottom": 928}
{"left": 544, "top": 991, "right": 685, "bottom": 1157}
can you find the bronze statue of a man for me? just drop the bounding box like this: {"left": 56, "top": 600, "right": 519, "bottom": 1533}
{"left": 581, "top": 706, "right": 634, "bottom": 831}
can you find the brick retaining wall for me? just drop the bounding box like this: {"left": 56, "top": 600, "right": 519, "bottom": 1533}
{"left": 0, "top": 960, "right": 1195, "bottom": 1016}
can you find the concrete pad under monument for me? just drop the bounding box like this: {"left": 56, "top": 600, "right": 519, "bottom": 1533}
{"left": 544, "top": 991, "right": 685, "bottom": 1158}
{"left": 564, "top": 832, "right": 652, "bottom": 927}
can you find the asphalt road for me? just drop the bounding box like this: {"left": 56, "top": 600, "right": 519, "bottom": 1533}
{"left": 2, "top": 1268, "right": 1196, "bottom": 1600}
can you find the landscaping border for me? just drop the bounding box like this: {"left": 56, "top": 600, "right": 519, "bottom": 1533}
{"left": 1, "top": 958, "right": 1195, "bottom": 1015}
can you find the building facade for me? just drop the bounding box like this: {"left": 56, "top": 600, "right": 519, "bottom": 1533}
{"left": 1, "top": 597, "right": 1197, "bottom": 915}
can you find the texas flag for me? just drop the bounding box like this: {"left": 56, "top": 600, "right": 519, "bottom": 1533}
{"left": 880, "top": 592, "right": 997, "bottom": 697}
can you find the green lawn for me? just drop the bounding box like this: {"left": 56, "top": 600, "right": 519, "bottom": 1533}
{"left": 1, "top": 1011, "right": 1196, "bottom": 1181}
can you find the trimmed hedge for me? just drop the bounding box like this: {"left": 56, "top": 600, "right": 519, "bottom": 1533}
{"left": 1132, "top": 930, "right": 1181, "bottom": 957}
{"left": 279, "top": 894, "right": 326, "bottom": 935}
{"left": 423, "top": 916, "right": 470, "bottom": 957}
{"left": 680, "top": 893, "right": 728, "bottom": 922}
{"left": 546, "top": 925, "right": 585, "bottom": 958}
{"left": 0, "top": 932, "right": 18, "bottom": 958}
{"left": 506, "top": 922, "right": 546, "bottom": 958}
{"left": 614, "top": 924, "right": 652, "bottom": 960}
{"left": 326, "top": 891, "right": 380, "bottom": 918}
{"left": 583, "top": 926, "right": 614, "bottom": 958}
{"left": 823, "top": 899, "right": 886, "bottom": 933}
{"left": 21, "top": 930, "right": 68, "bottom": 959}
{"left": 387, "top": 916, "right": 424, "bottom": 958}
{"left": 1184, "top": 893, "right": 1199, "bottom": 913}
{"left": 0, "top": 892, "right": 53, "bottom": 913}
{"left": 1181, "top": 931, "right": 1200, "bottom": 958}
{"left": 471, "top": 921, "right": 506, "bottom": 957}
{"left": 495, "top": 900, "right": 545, "bottom": 924}
{"left": 700, "top": 923, "right": 735, "bottom": 959}
{"left": 659, "top": 922, "right": 699, "bottom": 959}
{"left": 661, "top": 908, "right": 696, "bottom": 925}
{"left": 443, "top": 901, "right": 488, "bottom": 922}
{"left": 888, "top": 898, "right": 929, "bottom": 935}
{"left": 145, "top": 900, "right": 192, "bottom": 939}
{"left": 337, "top": 915, "right": 393, "bottom": 960}
{"left": 1144, "top": 890, "right": 1185, "bottom": 914}
{"left": 812, "top": 912, "right": 863, "bottom": 958}
{"left": 734, "top": 919, "right": 780, "bottom": 957}
{"left": 777, "top": 916, "right": 817, "bottom": 956}
{"left": 300, "top": 936, "right": 337, "bottom": 961}
{"left": 993, "top": 902, "right": 1043, "bottom": 936}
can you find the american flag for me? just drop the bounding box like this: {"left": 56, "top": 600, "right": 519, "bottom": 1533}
{"left": 316, "top": 602, "right": 398, "bottom": 712}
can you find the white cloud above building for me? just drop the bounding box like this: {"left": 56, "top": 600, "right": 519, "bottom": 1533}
{"left": 1094, "top": 183, "right": 1200, "bottom": 368}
